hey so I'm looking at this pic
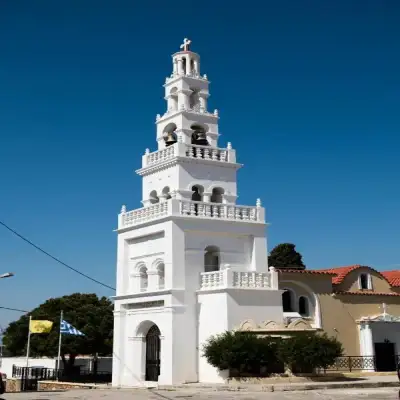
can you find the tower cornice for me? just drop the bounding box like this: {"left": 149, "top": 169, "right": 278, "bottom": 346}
{"left": 136, "top": 156, "right": 242, "bottom": 177}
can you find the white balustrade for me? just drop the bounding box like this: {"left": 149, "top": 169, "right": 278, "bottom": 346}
{"left": 119, "top": 199, "right": 264, "bottom": 229}
{"left": 142, "top": 143, "right": 234, "bottom": 168}
{"left": 199, "top": 269, "right": 273, "bottom": 290}
{"left": 179, "top": 200, "right": 259, "bottom": 222}
{"left": 146, "top": 145, "right": 175, "bottom": 166}
{"left": 185, "top": 144, "right": 228, "bottom": 162}
{"left": 121, "top": 202, "right": 169, "bottom": 228}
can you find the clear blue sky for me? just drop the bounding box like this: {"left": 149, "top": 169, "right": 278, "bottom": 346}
{"left": 0, "top": 1, "right": 399, "bottom": 328}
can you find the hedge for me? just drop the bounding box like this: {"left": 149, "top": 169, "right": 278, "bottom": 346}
{"left": 203, "top": 330, "right": 343, "bottom": 376}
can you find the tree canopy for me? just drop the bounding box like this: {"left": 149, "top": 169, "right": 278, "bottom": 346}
{"left": 3, "top": 293, "right": 113, "bottom": 368}
{"left": 268, "top": 243, "right": 306, "bottom": 270}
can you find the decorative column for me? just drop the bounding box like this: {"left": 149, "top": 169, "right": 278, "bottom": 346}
{"left": 199, "top": 93, "right": 207, "bottom": 113}
{"left": 359, "top": 322, "right": 375, "bottom": 358}
{"left": 177, "top": 58, "right": 183, "bottom": 75}
{"left": 147, "top": 270, "right": 159, "bottom": 291}
{"left": 173, "top": 59, "right": 178, "bottom": 75}
{"left": 186, "top": 55, "right": 191, "bottom": 75}
{"left": 193, "top": 59, "right": 199, "bottom": 75}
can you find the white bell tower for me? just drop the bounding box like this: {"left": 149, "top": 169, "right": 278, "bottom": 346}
{"left": 112, "top": 39, "right": 283, "bottom": 387}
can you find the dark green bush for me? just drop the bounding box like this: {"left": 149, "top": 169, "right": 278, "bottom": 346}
{"left": 202, "top": 331, "right": 281, "bottom": 376}
{"left": 202, "top": 330, "right": 343, "bottom": 376}
{"left": 278, "top": 332, "right": 344, "bottom": 373}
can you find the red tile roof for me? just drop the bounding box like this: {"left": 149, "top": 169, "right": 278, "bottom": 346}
{"left": 381, "top": 271, "right": 400, "bottom": 287}
{"left": 334, "top": 290, "right": 400, "bottom": 297}
{"left": 320, "top": 265, "right": 364, "bottom": 284}
{"left": 278, "top": 269, "right": 335, "bottom": 275}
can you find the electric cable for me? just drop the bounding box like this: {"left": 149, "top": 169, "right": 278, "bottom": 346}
{"left": 0, "top": 220, "right": 115, "bottom": 291}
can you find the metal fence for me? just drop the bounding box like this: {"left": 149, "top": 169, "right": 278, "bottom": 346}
{"left": 12, "top": 365, "right": 112, "bottom": 391}
{"left": 325, "top": 356, "right": 399, "bottom": 372}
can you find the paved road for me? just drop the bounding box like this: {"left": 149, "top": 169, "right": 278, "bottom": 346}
{"left": 2, "top": 388, "right": 400, "bottom": 400}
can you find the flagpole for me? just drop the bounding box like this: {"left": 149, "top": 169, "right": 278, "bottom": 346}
{"left": 56, "top": 310, "right": 63, "bottom": 380}
{"left": 26, "top": 315, "right": 32, "bottom": 368}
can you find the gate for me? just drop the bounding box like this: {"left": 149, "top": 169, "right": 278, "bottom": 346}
{"left": 375, "top": 342, "right": 396, "bottom": 371}
{"left": 145, "top": 324, "right": 161, "bottom": 381}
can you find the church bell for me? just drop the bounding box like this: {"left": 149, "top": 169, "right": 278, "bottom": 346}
{"left": 192, "top": 131, "right": 209, "bottom": 146}
{"left": 163, "top": 131, "right": 177, "bottom": 147}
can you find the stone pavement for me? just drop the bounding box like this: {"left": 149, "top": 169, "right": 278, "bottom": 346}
{"left": 2, "top": 387, "right": 400, "bottom": 399}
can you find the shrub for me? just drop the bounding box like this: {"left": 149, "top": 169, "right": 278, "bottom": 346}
{"left": 278, "top": 333, "right": 344, "bottom": 373}
{"left": 202, "top": 331, "right": 281, "bottom": 376}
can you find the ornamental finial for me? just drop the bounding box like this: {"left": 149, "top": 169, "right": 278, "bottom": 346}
{"left": 121, "top": 204, "right": 127, "bottom": 213}
{"left": 180, "top": 38, "right": 191, "bottom": 52}
{"left": 256, "top": 198, "right": 262, "bottom": 207}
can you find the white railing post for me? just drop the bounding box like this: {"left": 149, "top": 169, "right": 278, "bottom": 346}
{"left": 223, "top": 267, "right": 233, "bottom": 288}
{"left": 176, "top": 141, "right": 186, "bottom": 157}
{"left": 269, "top": 266, "right": 279, "bottom": 290}
{"left": 226, "top": 142, "right": 236, "bottom": 163}
{"left": 170, "top": 198, "right": 180, "bottom": 216}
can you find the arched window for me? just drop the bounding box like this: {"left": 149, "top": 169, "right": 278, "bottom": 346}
{"left": 210, "top": 187, "right": 224, "bottom": 203}
{"left": 298, "top": 296, "right": 309, "bottom": 316}
{"left": 139, "top": 266, "right": 148, "bottom": 291}
{"left": 162, "top": 186, "right": 171, "bottom": 200}
{"left": 149, "top": 190, "right": 159, "bottom": 204}
{"left": 157, "top": 263, "right": 165, "bottom": 289}
{"left": 359, "top": 273, "right": 370, "bottom": 290}
{"left": 282, "top": 290, "right": 294, "bottom": 312}
{"left": 204, "top": 246, "right": 220, "bottom": 272}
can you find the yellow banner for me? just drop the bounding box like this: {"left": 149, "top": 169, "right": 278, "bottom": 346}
{"left": 30, "top": 320, "right": 53, "bottom": 334}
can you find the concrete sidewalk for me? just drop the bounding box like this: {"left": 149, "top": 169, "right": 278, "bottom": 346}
{"left": 155, "top": 375, "right": 400, "bottom": 392}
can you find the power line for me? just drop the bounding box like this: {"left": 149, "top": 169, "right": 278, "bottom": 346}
{"left": 0, "top": 220, "right": 115, "bottom": 291}
{"left": 0, "top": 306, "right": 29, "bottom": 313}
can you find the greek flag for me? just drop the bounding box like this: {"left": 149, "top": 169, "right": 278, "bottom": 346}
{"left": 60, "top": 320, "right": 84, "bottom": 336}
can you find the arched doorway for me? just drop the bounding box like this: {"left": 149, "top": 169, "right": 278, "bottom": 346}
{"left": 145, "top": 324, "right": 161, "bottom": 381}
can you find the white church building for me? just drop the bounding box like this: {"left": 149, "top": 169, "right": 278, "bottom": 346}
{"left": 112, "top": 39, "right": 285, "bottom": 387}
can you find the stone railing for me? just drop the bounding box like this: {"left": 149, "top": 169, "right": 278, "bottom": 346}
{"left": 120, "top": 202, "right": 169, "bottom": 228}
{"left": 199, "top": 268, "right": 278, "bottom": 291}
{"left": 118, "top": 199, "right": 265, "bottom": 230}
{"left": 142, "top": 142, "right": 235, "bottom": 168}
{"left": 180, "top": 200, "right": 258, "bottom": 222}
{"left": 146, "top": 145, "right": 175, "bottom": 166}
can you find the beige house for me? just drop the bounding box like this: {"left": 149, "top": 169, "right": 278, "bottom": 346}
{"left": 278, "top": 265, "right": 400, "bottom": 371}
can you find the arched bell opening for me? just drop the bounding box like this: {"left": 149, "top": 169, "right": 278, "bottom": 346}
{"left": 163, "top": 123, "right": 178, "bottom": 147}
{"left": 149, "top": 190, "right": 159, "bottom": 205}
{"left": 190, "top": 124, "right": 208, "bottom": 146}
{"left": 210, "top": 187, "right": 224, "bottom": 203}
{"left": 162, "top": 186, "right": 171, "bottom": 200}
{"left": 191, "top": 185, "right": 204, "bottom": 215}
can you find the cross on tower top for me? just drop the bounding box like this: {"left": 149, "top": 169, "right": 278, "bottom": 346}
{"left": 180, "top": 38, "right": 191, "bottom": 51}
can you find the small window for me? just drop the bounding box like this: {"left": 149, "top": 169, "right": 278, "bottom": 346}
{"left": 359, "top": 273, "right": 370, "bottom": 290}
{"left": 298, "top": 296, "right": 309, "bottom": 316}
{"left": 282, "top": 290, "right": 294, "bottom": 312}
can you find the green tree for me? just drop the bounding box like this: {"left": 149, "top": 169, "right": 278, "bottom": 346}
{"left": 278, "top": 333, "right": 343, "bottom": 373}
{"left": 268, "top": 243, "right": 306, "bottom": 270}
{"left": 3, "top": 293, "right": 113, "bottom": 370}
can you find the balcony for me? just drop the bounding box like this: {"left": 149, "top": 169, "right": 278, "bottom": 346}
{"left": 199, "top": 268, "right": 279, "bottom": 291}
{"left": 139, "top": 142, "right": 237, "bottom": 171}
{"left": 118, "top": 198, "right": 265, "bottom": 230}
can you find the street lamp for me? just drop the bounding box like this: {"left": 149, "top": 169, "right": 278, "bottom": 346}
{"left": 0, "top": 273, "right": 14, "bottom": 279}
